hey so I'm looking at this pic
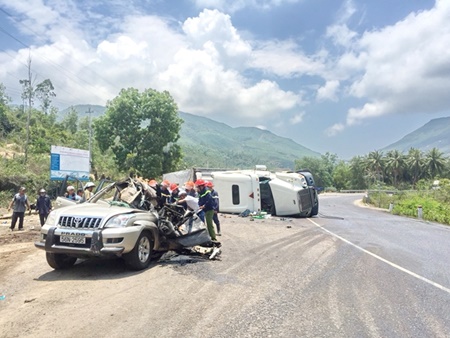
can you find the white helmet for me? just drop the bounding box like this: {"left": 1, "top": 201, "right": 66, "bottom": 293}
{"left": 67, "top": 185, "right": 75, "bottom": 191}
{"left": 85, "top": 182, "right": 95, "bottom": 189}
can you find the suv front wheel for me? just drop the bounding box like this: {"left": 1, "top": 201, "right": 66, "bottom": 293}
{"left": 124, "top": 231, "right": 153, "bottom": 270}
{"left": 46, "top": 253, "right": 77, "bottom": 269}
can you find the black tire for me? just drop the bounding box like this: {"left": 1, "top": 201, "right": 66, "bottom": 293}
{"left": 311, "top": 201, "right": 319, "bottom": 216}
{"left": 46, "top": 252, "right": 77, "bottom": 270}
{"left": 123, "top": 231, "right": 153, "bottom": 270}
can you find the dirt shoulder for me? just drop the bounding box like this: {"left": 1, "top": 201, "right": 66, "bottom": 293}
{"left": 0, "top": 210, "right": 41, "bottom": 279}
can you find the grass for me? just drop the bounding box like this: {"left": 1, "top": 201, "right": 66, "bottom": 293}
{"left": 367, "top": 189, "right": 450, "bottom": 226}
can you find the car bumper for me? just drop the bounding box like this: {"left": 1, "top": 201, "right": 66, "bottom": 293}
{"left": 34, "top": 226, "right": 142, "bottom": 257}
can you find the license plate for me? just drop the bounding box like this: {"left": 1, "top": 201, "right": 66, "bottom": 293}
{"left": 60, "top": 235, "right": 86, "bottom": 244}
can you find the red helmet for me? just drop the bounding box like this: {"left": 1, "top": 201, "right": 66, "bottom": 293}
{"left": 205, "top": 181, "right": 213, "bottom": 187}
{"left": 194, "top": 179, "right": 206, "bottom": 186}
{"left": 170, "top": 183, "right": 179, "bottom": 191}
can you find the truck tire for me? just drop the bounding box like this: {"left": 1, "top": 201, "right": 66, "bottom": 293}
{"left": 311, "top": 200, "right": 319, "bottom": 216}
{"left": 124, "top": 231, "right": 153, "bottom": 270}
{"left": 46, "top": 253, "right": 77, "bottom": 270}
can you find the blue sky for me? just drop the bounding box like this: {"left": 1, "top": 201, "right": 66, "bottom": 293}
{"left": 0, "top": 0, "right": 448, "bottom": 159}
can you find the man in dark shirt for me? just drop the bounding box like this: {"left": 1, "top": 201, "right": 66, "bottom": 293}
{"left": 195, "top": 179, "right": 216, "bottom": 241}
{"left": 8, "top": 187, "right": 30, "bottom": 231}
{"left": 36, "top": 188, "right": 52, "bottom": 227}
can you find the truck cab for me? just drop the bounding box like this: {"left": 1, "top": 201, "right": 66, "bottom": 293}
{"left": 211, "top": 167, "right": 319, "bottom": 217}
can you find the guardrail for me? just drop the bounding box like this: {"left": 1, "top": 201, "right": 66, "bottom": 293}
{"left": 339, "top": 190, "right": 367, "bottom": 193}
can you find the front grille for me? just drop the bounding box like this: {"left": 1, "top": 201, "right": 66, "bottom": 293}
{"left": 58, "top": 216, "right": 103, "bottom": 229}
{"left": 298, "top": 189, "right": 313, "bottom": 211}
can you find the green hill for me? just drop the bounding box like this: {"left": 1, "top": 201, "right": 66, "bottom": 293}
{"left": 62, "top": 105, "right": 320, "bottom": 170}
{"left": 60, "top": 104, "right": 106, "bottom": 119}
{"left": 178, "top": 112, "right": 320, "bottom": 169}
{"left": 382, "top": 117, "right": 450, "bottom": 154}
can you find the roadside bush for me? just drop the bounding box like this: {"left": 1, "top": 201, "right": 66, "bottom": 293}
{"left": 368, "top": 189, "right": 450, "bottom": 226}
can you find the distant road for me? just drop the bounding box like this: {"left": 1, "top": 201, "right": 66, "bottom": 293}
{"left": 1, "top": 193, "right": 450, "bottom": 337}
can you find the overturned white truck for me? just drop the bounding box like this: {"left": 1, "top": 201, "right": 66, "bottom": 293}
{"left": 163, "top": 166, "right": 319, "bottom": 217}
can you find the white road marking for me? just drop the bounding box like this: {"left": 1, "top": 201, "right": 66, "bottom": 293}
{"left": 307, "top": 218, "right": 450, "bottom": 295}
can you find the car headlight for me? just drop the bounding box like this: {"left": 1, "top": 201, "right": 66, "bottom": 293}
{"left": 45, "top": 211, "right": 57, "bottom": 226}
{"left": 104, "top": 214, "right": 135, "bottom": 228}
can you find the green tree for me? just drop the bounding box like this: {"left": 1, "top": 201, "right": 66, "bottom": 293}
{"left": 349, "top": 156, "right": 368, "bottom": 189}
{"left": 95, "top": 87, "right": 183, "bottom": 178}
{"left": 333, "top": 160, "right": 351, "bottom": 191}
{"left": 35, "top": 79, "right": 56, "bottom": 114}
{"left": 62, "top": 107, "right": 79, "bottom": 134}
{"left": 406, "top": 148, "right": 424, "bottom": 188}
{"left": 0, "top": 83, "right": 14, "bottom": 138}
{"left": 295, "top": 152, "right": 337, "bottom": 188}
{"left": 424, "top": 147, "right": 447, "bottom": 179}
{"left": 366, "top": 150, "right": 384, "bottom": 186}
{"left": 385, "top": 150, "right": 405, "bottom": 187}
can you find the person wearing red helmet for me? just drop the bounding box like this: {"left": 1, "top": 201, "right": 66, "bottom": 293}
{"left": 169, "top": 183, "right": 180, "bottom": 203}
{"left": 184, "top": 181, "right": 197, "bottom": 197}
{"left": 195, "top": 179, "right": 216, "bottom": 241}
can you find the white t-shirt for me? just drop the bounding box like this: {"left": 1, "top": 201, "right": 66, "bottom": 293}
{"left": 181, "top": 195, "right": 199, "bottom": 211}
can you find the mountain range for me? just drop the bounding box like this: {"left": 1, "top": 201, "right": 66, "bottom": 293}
{"left": 381, "top": 117, "right": 450, "bottom": 155}
{"left": 61, "top": 105, "right": 450, "bottom": 168}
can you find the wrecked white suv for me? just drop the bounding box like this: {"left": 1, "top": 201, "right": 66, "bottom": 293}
{"left": 35, "top": 178, "right": 212, "bottom": 270}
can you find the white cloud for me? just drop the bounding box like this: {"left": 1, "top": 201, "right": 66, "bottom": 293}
{"left": 0, "top": 5, "right": 303, "bottom": 121}
{"left": 316, "top": 80, "right": 339, "bottom": 101}
{"left": 182, "top": 9, "right": 251, "bottom": 69}
{"left": 289, "top": 112, "right": 304, "bottom": 125}
{"left": 327, "top": 0, "right": 450, "bottom": 133}
{"left": 336, "top": 0, "right": 356, "bottom": 24}
{"left": 250, "top": 40, "right": 325, "bottom": 78}
{"left": 193, "top": 0, "right": 301, "bottom": 13}
{"left": 325, "top": 0, "right": 358, "bottom": 48}
{"left": 326, "top": 24, "right": 358, "bottom": 48}
{"left": 325, "top": 123, "right": 345, "bottom": 137}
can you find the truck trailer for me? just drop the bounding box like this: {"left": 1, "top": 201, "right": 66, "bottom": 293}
{"left": 164, "top": 166, "right": 319, "bottom": 218}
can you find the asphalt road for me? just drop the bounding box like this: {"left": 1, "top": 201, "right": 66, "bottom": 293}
{"left": 1, "top": 193, "right": 450, "bottom": 337}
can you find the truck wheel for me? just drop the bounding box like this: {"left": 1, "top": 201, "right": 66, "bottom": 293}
{"left": 124, "top": 231, "right": 153, "bottom": 270}
{"left": 311, "top": 201, "right": 319, "bottom": 216}
{"left": 46, "top": 253, "right": 77, "bottom": 269}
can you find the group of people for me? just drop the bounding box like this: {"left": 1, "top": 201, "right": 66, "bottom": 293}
{"left": 146, "top": 178, "right": 221, "bottom": 241}
{"left": 7, "top": 181, "right": 97, "bottom": 231}
{"left": 6, "top": 179, "right": 222, "bottom": 242}
{"left": 7, "top": 187, "right": 52, "bottom": 231}
{"left": 64, "top": 182, "right": 95, "bottom": 202}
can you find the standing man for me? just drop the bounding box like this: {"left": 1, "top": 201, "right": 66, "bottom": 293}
{"left": 7, "top": 187, "right": 31, "bottom": 231}
{"left": 159, "top": 180, "right": 171, "bottom": 208}
{"left": 206, "top": 181, "right": 221, "bottom": 236}
{"left": 169, "top": 183, "right": 180, "bottom": 203}
{"left": 195, "top": 179, "right": 216, "bottom": 241}
{"left": 36, "top": 188, "right": 52, "bottom": 227}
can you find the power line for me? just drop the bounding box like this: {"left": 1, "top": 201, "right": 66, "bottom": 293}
{"left": 0, "top": 25, "right": 29, "bottom": 49}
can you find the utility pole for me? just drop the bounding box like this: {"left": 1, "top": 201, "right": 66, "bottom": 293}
{"left": 86, "top": 108, "right": 93, "bottom": 173}
{"left": 24, "top": 54, "right": 33, "bottom": 164}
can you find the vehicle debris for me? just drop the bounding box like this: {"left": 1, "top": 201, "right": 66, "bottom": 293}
{"left": 35, "top": 177, "right": 220, "bottom": 271}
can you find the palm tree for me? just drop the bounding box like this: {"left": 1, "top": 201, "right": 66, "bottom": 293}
{"left": 424, "top": 147, "right": 447, "bottom": 179}
{"left": 366, "top": 150, "right": 385, "bottom": 186}
{"left": 385, "top": 150, "right": 405, "bottom": 188}
{"left": 406, "top": 148, "right": 424, "bottom": 188}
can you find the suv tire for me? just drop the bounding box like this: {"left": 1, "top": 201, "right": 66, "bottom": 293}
{"left": 124, "top": 231, "right": 153, "bottom": 270}
{"left": 46, "top": 253, "right": 77, "bottom": 269}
